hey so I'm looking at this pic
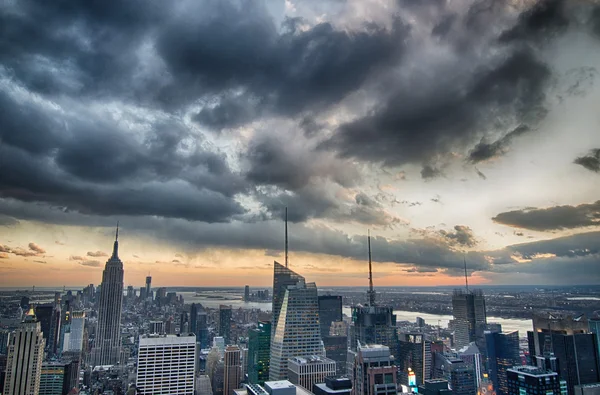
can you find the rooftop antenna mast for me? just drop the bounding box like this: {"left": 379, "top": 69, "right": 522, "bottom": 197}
{"left": 464, "top": 256, "right": 469, "bottom": 293}
{"left": 116, "top": 221, "right": 119, "bottom": 241}
{"left": 285, "top": 207, "right": 289, "bottom": 268}
{"left": 367, "top": 230, "right": 376, "bottom": 306}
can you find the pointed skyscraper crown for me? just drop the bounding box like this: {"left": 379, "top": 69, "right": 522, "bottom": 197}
{"left": 112, "top": 223, "right": 119, "bottom": 259}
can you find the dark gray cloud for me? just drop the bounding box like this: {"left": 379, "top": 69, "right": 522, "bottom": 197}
{"left": 421, "top": 165, "right": 443, "bottom": 180}
{"left": 493, "top": 201, "right": 600, "bottom": 231}
{"left": 506, "top": 231, "right": 600, "bottom": 259}
{"left": 574, "top": 148, "right": 600, "bottom": 173}
{"left": 498, "top": 0, "right": 569, "bottom": 43}
{"left": 468, "top": 125, "right": 531, "bottom": 163}
{"left": 439, "top": 225, "right": 478, "bottom": 248}
{"left": 328, "top": 49, "right": 551, "bottom": 166}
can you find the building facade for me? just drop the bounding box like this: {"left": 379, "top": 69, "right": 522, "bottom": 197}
{"left": 506, "top": 366, "right": 567, "bottom": 395}
{"left": 318, "top": 295, "right": 343, "bottom": 337}
{"left": 349, "top": 306, "right": 398, "bottom": 353}
{"left": 486, "top": 331, "right": 520, "bottom": 395}
{"left": 3, "top": 308, "right": 45, "bottom": 395}
{"left": 220, "top": 305, "right": 233, "bottom": 344}
{"left": 352, "top": 344, "right": 398, "bottom": 395}
{"left": 224, "top": 345, "right": 243, "bottom": 395}
{"left": 136, "top": 334, "right": 197, "bottom": 394}
{"left": 397, "top": 332, "right": 432, "bottom": 387}
{"left": 288, "top": 355, "right": 336, "bottom": 391}
{"left": 248, "top": 320, "right": 271, "bottom": 384}
{"left": 90, "top": 230, "right": 124, "bottom": 366}
{"left": 452, "top": 289, "right": 487, "bottom": 349}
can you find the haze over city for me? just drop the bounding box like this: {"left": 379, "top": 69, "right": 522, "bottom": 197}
{"left": 1, "top": 0, "right": 600, "bottom": 287}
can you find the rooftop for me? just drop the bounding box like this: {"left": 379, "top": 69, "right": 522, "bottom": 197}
{"left": 507, "top": 366, "right": 557, "bottom": 377}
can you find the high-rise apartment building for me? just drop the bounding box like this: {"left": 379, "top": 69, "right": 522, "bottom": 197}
{"left": 248, "top": 320, "right": 272, "bottom": 384}
{"left": 288, "top": 356, "right": 336, "bottom": 391}
{"left": 352, "top": 344, "right": 398, "bottom": 395}
{"left": 136, "top": 334, "right": 196, "bottom": 394}
{"left": 506, "top": 366, "right": 567, "bottom": 395}
{"left": 224, "top": 345, "right": 243, "bottom": 395}
{"left": 90, "top": 228, "right": 124, "bottom": 366}
{"left": 269, "top": 273, "right": 324, "bottom": 381}
{"left": 486, "top": 331, "right": 520, "bottom": 395}
{"left": 452, "top": 289, "right": 487, "bottom": 349}
{"left": 397, "top": 332, "right": 432, "bottom": 387}
{"left": 220, "top": 305, "right": 233, "bottom": 344}
{"left": 3, "top": 308, "right": 45, "bottom": 395}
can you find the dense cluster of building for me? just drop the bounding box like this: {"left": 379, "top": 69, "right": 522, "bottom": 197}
{"left": 1, "top": 225, "right": 600, "bottom": 395}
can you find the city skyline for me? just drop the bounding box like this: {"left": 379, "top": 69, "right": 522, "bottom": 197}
{"left": 1, "top": 0, "right": 600, "bottom": 287}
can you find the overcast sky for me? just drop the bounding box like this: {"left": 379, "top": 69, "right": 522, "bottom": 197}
{"left": 1, "top": 0, "right": 599, "bottom": 287}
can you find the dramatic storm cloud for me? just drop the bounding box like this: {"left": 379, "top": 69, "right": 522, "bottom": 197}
{"left": 1, "top": 0, "right": 600, "bottom": 286}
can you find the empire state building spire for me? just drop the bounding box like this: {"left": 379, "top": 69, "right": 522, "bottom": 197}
{"left": 112, "top": 222, "right": 119, "bottom": 259}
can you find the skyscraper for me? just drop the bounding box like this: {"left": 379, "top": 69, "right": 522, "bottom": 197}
{"left": 590, "top": 316, "right": 600, "bottom": 371}
{"left": 352, "top": 344, "right": 398, "bottom": 395}
{"left": 486, "top": 331, "right": 520, "bottom": 395}
{"left": 318, "top": 295, "right": 343, "bottom": 338}
{"left": 269, "top": 273, "right": 324, "bottom": 381}
{"left": 35, "top": 303, "right": 61, "bottom": 355}
{"left": 433, "top": 353, "right": 477, "bottom": 395}
{"left": 90, "top": 226, "right": 124, "bottom": 366}
{"left": 220, "top": 305, "right": 233, "bottom": 344}
{"left": 452, "top": 289, "right": 487, "bottom": 349}
{"left": 248, "top": 321, "right": 271, "bottom": 384}
{"left": 224, "top": 345, "right": 243, "bottom": 395}
{"left": 397, "top": 332, "right": 432, "bottom": 387}
{"left": 191, "top": 303, "right": 209, "bottom": 348}
{"left": 245, "top": 286, "right": 251, "bottom": 302}
{"left": 529, "top": 314, "right": 599, "bottom": 395}
{"left": 3, "top": 308, "right": 45, "bottom": 395}
{"left": 145, "top": 275, "right": 152, "bottom": 299}
{"left": 136, "top": 334, "right": 196, "bottom": 394}
{"left": 62, "top": 311, "right": 85, "bottom": 353}
{"left": 272, "top": 261, "right": 305, "bottom": 340}
{"left": 506, "top": 366, "right": 567, "bottom": 395}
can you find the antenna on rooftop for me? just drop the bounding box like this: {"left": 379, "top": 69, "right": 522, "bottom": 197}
{"left": 367, "top": 230, "right": 376, "bottom": 306}
{"left": 285, "top": 207, "right": 289, "bottom": 268}
{"left": 464, "top": 256, "right": 469, "bottom": 293}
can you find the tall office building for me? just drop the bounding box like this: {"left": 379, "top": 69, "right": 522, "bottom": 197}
{"left": 3, "top": 308, "right": 45, "bottom": 395}
{"left": 245, "top": 286, "right": 251, "bottom": 302}
{"left": 191, "top": 303, "right": 209, "bottom": 348}
{"left": 574, "top": 384, "right": 600, "bottom": 395}
{"left": 323, "top": 335, "right": 348, "bottom": 377}
{"left": 90, "top": 227, "right": 124, "bottom": 366}
{"left": 318, "top": 295, "right": 343, "bottom": 338}
{"left": 433, "top": 353, "right": 477, "bottom": 395}
{"left": 288, "top": 356, "right": 336, "bottom": 391}
{"left": 39, "top": 363, "right": 65, "bottom": 395}
{"left": 197, "top": 374, "right": 213, "bottom": 395}
{"left": 248, "top": 321, "right": 272, "bottom": 384}
{"left": 63, "top": 311, "right": 85, "bottom": 353}
{"left": 269, "top": 275, "right": 324, "bottom": 381}
{"left": 272, "top": 261, "right": 305, "bottom": 341}
{"left": 0, "top": 329, "right": 9, "bottom": 354}
{"left": 136, "top": 334, "right": 196, "bottom": 394}
{"left": 145, "top": 275, "right": 152, "bottom": 302}
{"left": 506, "top": 366, "right": 567, "bottom": 395}
{"left": 452, "top": 289, "right": 487, "bottom": 349}
{"left": 352, "top": 344, "right": 398, "bottom": 395}
{"left": 529, "top": 314, "right": 599, "bottom": 395}
{"left": 224, "top": 345, "right": 243, "bottom": 395}
{"left": 397, "top": 332, "right": 432, "bottom": 387}
{"left": 35, "top": 303, "right": 61, "bottom": 355}
{"left": 486, "top": 332, "right": 520, "bottom": 395}
{"left": 220, "top": 305, "right": 233, "bottom": 344}
{"left": 458, "top": 343, "right": 483, "bottom": 388}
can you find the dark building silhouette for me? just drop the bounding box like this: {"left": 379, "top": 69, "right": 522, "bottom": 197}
{"left": 452, "top": 289, "right": 487, "bottom": 349}
{"left": 313, "top": 377, "right": 352, "bottom": 395}
{"left": 323, "top": 335, "right": 348, "bottom": 377}
{"left": 318, "top": 295, "right": 343, "bottom": 337}
{"left": 486, "top": 331, "right": 520, "bottom": 395}
{"left": 190, "top": 303, "right": 209, "bottom": 348}
{"left": 219, "top": 305, "right": 232, "bottom": 344}
{"left": 397, "top": 332, "right": 432, "bottom": 386}
{"left": 418, "top": 379, "right": 452, "bottom": 395}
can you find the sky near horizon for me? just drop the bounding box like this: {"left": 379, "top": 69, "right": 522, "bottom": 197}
{"left": 1, "top": 0, "right": 600, "bottom": 288}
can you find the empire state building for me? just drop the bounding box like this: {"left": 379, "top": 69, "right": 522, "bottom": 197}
{"left": 90, "top": 227, "right": 124, "bottom": 366}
